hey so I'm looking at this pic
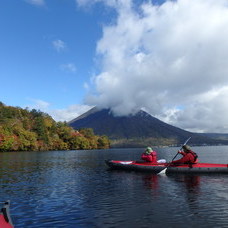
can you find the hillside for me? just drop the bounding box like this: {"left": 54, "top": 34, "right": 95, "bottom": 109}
{"left": 69, "top": 107, "right": 227, "bottom": 147}
{"left": 199, "top": 133, "right": 228, "bottom": 140}
{"left": 0, "top": 102, "right": 110, "bottom": 151}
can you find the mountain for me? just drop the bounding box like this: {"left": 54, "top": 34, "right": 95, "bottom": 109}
{"left": 68, "top": 107, "right": 228, "bottom": 147}
{"left": 199, "top": 133, "right": 228, "bottom": 140}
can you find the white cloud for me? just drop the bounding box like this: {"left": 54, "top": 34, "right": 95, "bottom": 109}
{"left": 75, "top": 0, "right": 93, "bottom": 7}
{"left": 164, "top": 86, "right": 228, "bottom": 133}
{"left": 75, "top": 0, "right": 120, "bottom": 8}
{"left": 84, "top": 0, "right": 228, "bottom": 133}
{"left": 84, "top": 82, "right": 89, "bottom": 90}
{"left": 49, "top": 104, "right": 92, "bottom": 122}
{"left": 25, "top": 99, "right": 92, "bottom": 122}
{"left": 52, "top": 39, "right": 67, "bottom": 52}
{"left": 25, "top": 0, "right": 45, "bottom": 6}
{"left": 60, "top": 63, "right": 77, "bottom": 73}
{"left": 26, "top": 99, "right": 50, "bottom": 110}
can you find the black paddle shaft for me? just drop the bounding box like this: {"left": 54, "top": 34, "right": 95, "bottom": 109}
{"left": 171, "top": 137, "right": 191, "bottom": 162}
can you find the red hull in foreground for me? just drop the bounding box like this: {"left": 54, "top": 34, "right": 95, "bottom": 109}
{"left": 105, "top": 160, "right": 228, "bottom": 174}
{"left": 0, "top": 201, "right": 14, "bottom": 228}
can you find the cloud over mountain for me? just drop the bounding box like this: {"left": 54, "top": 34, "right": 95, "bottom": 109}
{"left": 83, "top": 0, "right": 228, "bottom": 133}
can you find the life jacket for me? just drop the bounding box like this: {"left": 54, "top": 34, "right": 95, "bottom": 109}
{"left": 189, "top": 151, "right": 198, "bottom": 163}
{"left": 141, "top": 151, "right": 157, "bottom": 163}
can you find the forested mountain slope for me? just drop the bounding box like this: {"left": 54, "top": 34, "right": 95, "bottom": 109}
{"left": 0, "top": 102, "right": 110, "bottom": 151}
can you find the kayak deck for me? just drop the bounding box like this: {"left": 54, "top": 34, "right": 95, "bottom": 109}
{"left": 105, "top": 160, "right": 228, "bottom": 174}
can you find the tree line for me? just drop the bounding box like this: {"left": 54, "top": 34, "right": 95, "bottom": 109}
{"left": 0, "top": 102, "right": 110, "bottom": 151}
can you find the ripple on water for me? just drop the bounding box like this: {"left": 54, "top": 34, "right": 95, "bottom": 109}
{"left": 1, "top": 149, "right": 228, "bottom": 227}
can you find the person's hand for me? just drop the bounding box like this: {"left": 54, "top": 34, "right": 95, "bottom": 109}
{"left": 178, "top": 150, "right": 182, "bottom": 153}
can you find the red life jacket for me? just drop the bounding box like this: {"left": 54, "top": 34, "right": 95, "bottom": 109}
{"left": 141, "top": 151, "right": 157, "bottom": 163}
{"left": 172, "top": 150, "right": 198, "bottom": 165}
{"left": 189, "top": 150, "right": 198, "bottom": 163}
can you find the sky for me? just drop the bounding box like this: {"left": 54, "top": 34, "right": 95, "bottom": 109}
{"left": 1, "top": 0, "right": 228, "bottom": 133}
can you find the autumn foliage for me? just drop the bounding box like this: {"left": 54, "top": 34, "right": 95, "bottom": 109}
{"left": 0, "top": 102, "right": 110, "bottom": 151}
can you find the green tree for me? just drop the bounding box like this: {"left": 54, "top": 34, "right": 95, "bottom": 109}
{"left": 79, "top": 128, "right": 95, "bottom": 138}
{"left": 32, "top": 116, "right": 49, "bottom": 143}
{"left": 0, "top": 135, "right": 15, "bottom": 151}
{"left": 0, "top": 102, "right": 110, "bottom": 151}
{"left": 97, "top": 135, "right": 110, "bottom": 149}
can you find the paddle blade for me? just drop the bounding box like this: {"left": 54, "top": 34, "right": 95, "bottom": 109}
{"left": 157, "top": 168, "right": 167, "bottom": 175}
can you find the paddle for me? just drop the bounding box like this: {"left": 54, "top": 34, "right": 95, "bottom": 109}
{"left": 158, "top": 137, "right": 191, "bottom": 175}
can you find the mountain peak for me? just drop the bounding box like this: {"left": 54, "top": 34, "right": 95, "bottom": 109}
{"left": 68, "top": 108, "right": 223, "bottom": 147}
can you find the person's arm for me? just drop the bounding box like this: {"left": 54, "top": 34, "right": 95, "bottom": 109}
{"left": 172, "top": 157, "right": 186, "bottom": 164}
{"left": 141, "top": 153, "right": 146, "bottom": 160}
{"left": 178, "top": 150, "right": 186, "bottom": 156}
{"left": 172, "top": 153, "right": 190, "bottom": 164}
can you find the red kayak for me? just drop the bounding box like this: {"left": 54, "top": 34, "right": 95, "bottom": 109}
{"left": 0, "top": 201, "right": 14, "bottom": 228}
{"left": 105, "top": 160, "right": 228, "bottom": 174}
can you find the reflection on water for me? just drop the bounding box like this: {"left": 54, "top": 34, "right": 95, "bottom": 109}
{"left": 143, "top": 174, "right": 159, "bottom": 191}
{"left": 0, "top": 147, "right": 228, "bottom": 227}
{"left": 142, "top": 174, "right": 201, "bottom": 200}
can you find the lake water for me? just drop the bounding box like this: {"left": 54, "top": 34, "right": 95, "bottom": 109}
{"left": 1, "top": 146, "right": 228, "bottom": 228}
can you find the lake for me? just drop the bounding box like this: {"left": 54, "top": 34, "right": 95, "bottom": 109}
{"left": 1, "top": 146, "right": 228, "bottom": 227}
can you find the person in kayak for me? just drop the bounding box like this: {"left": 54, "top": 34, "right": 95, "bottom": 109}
{"left": 141, "top": 147, "right": 157, "bottom": 163}
{"left": 171, "top": 145, "right": 198, "bottom": 165}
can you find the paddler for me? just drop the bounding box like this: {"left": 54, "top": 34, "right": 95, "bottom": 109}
{"left": 141, "top": 147, "right": 157, "bottom": 163}
{"left": 171, "top": 145, "right": 198, "bottom": 165}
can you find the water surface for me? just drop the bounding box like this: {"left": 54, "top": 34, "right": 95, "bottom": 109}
{"left": 0, "top": 146, "right": 228, "bottom": 227}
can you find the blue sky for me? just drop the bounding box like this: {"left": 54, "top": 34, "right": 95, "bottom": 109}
{"left": 1, "top": 0, "right": 228, "bottom": 133}
{"left": 1, "top": 0, "right": 106, "bottom": 109}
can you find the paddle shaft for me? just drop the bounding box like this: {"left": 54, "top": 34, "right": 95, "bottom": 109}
{"left": 157, "top": 137, "right": 192, "bottom": 175}
{"left": 171, "top": 137, "right": 192, "bottom": 162}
